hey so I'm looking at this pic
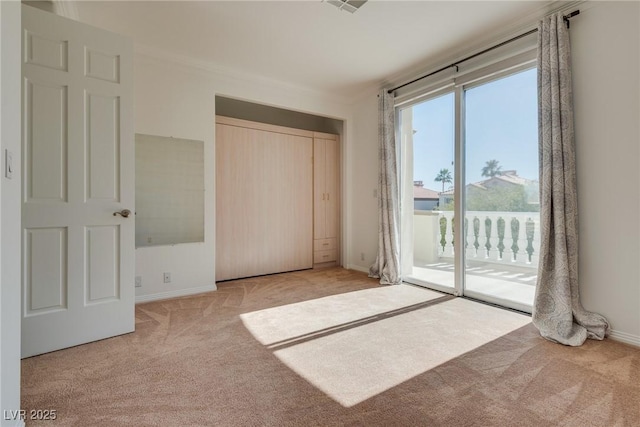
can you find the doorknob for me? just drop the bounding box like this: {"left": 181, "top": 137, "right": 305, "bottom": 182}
{"left": 113, "top": 209, "right": 132, "bottom": 218}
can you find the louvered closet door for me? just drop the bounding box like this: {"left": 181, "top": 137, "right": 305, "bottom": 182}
{"left": 216, "top": 122, "right": 313, "bottom": 281}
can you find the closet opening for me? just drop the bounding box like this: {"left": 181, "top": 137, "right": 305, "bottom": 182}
{"left": 214, "top": 96, "right": 344, "bottom": 282}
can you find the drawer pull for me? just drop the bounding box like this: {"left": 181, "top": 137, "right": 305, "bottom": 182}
{"left": 323, "top": 243, "right": 329, "bottom": 246}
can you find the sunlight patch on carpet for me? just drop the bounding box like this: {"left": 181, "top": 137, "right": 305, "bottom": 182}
{"left": 240, "top": 285, "right": 444, "bottom": 346}
{"left": 241, "top": 285, "right": 531, "bottom": 407}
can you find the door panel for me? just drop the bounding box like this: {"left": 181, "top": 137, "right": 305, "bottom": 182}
{"left": 216, "top": 123, "right": 313, "bottom": 281}
{"left": 86, "top": 93, "right": 120, "bottom": 201}
{"left": 324, "top": 138, "right": 339, "bottom": 239}
{"left": 85, "top": 49, "right": 120, "bottom": 83}
{"left": 400, "top": 92, "right": 456, "bottom": 292}
{"left": 313, "top": 139, "right": 326, "bottom": 238}
{"left": 25, "top": 31, "right": 68, "bottom": 71}
{"left": 86, "top": 225, "right": 119, "bottom": 303}
{"left": 22, "top": 5, "right": 134, "bottom": 357}
{"left": 25, "top": 228, "right": 67, "bottom": 315}
{"left": 463, "top": 68, "right": 539, "bottom": 313}
{"left": 25, "top": 80, "right": 68, "bottom": 202}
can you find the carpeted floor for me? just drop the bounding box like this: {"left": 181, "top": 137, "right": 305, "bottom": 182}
{"left": 21, "top": 268, "right": 640, "bottom": 426}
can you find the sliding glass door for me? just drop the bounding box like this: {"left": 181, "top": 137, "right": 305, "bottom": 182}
{"left": 399, "top": 91, "right": 456, "bottom": 293}
{"left": 463, "top": 68, "right": 539, "bottom": 312}
{"left": 400, "top": 65, "right": 539, "bottom": 313}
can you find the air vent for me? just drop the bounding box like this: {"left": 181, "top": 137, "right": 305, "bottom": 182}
{"left": 326, "top": 0, "right": 368, "bottom": 14}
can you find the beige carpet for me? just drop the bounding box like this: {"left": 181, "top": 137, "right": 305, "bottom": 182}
{"left": 240, "top": 285, "right": 532, "bottom": 407}
{"left": 21, "top": 268, "right": 640, "bottom": 426}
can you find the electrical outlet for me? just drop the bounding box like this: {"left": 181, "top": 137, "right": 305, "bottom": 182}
{"left": 163, "top": 272, "right": 171, "bottom": 283}
{"left": 135, "top": 276, "right": 142, "bottom": 288}
{"left": 360, "top": 252, "right": 365, "bottom": 261}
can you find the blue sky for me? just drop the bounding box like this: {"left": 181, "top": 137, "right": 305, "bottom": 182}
{"left": 408, "top": 67, "right": 538, "bottom": 191}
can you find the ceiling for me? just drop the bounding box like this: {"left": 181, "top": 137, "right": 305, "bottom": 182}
{"left": 71, "top": 1, "right": 557, "bottom": 101}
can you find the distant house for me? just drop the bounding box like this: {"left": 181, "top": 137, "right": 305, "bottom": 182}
{"left": 413, "top": 181, "right": 440, "bottom": 210}
{"left": 438, "top": 171, "right": 539, "bottom": 210}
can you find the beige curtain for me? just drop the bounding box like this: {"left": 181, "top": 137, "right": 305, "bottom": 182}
{"left": 533, "top": 13, "right": 609, "bottom": 346}
{"left": 369, "top": 89, "right": 401, "bottom": 285}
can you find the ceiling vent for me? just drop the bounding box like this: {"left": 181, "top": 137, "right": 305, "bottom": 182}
{"left": 325, "top": 0, "right": 368, "bottom": 14}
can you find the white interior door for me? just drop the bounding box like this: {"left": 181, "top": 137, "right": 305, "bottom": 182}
{"left": 21, "top": 6, "right": 134, "bottom": 357}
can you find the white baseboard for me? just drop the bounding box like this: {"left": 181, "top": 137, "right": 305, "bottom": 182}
{"left": 608, "top": 329, "right": 640, "bottom": 347}
{"left": 135, "top": 284, "right": 217, "bottom": 304}
{"left": 347, "top": 264, "right": 369, "bottom": 274}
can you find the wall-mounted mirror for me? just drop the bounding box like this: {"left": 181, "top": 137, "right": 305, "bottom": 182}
{"left": 135, "top": 134, "right": 204, "bottom": 247}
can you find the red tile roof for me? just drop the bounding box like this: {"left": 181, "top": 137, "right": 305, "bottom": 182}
{"left": 414, "top": 185, "right": 440, "bottom": 199}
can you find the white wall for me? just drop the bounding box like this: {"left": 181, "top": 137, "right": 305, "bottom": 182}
{"left": 346, "top": 93, "right": 379, "bottom": 273}
{"left": 133, "top": 52, "right": 353, "bottom": 301}
{"left": 348, "top": 1, "right": 640, "bottom": 343}
{"left": 571, "top": 1, "right": 640, "bottom": 344}
{"left": 0, "top": 1, "right": 23, "bottom": 425}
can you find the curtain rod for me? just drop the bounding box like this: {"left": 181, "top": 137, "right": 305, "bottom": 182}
{"left": 387, "top": 9, "right": 580, "bottom": 95}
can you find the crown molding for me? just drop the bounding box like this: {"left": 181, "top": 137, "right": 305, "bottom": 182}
{"left": 53, "top": 0, "right": 79, "bottom": 20}
{"left": 134, "top": 43, "right": 355, "bottom": 107}
{"left": 353, "top": 0, "right": 586, "bottom": 102}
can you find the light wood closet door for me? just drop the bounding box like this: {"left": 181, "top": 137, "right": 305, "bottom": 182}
{"left": 313, "top": 135, "right": 340, "bottom": 264}
{"left": 313, "top": 140, "right": 327, "bottom": 239}
{"left": 324, "top": 138, "right": 340, "bottom": 239}
{"left": 216, "top": 123, "right": 313, "bottom": 281}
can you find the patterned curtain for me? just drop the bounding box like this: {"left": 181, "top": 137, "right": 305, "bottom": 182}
{"left": 369, "top": 89, "right": 401, "bottom": 285}
{"left": 533, "top": 13, "right": 609, "bottom": 346}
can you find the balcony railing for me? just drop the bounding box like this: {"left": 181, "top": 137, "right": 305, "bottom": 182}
{"left": 413, "top": 210, "right": 540, "bottom": 269}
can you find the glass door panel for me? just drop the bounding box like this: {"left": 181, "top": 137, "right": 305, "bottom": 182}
{"left": 400, "top": 92, "right": 456, "bottom": 292}
{"left": 463, "top": 68, "right": 539, "bottom": 312}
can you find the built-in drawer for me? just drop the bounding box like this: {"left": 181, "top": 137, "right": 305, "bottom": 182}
{"left": 314, "top": 238, "right": 337, "bottom": 252}
{"left": 314, "top": 249, "right": 337, "bottom": 264}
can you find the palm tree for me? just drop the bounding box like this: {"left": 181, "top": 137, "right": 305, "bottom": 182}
{"left": 434, "top": 168, "right": 453, "bottom": 193}
{"left": 481, "top": 159, "right": 503, "bottom": 178}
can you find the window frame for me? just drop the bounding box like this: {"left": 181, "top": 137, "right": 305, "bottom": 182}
{"left": 397, "top": 48, "right": 539, "bottom": 312}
